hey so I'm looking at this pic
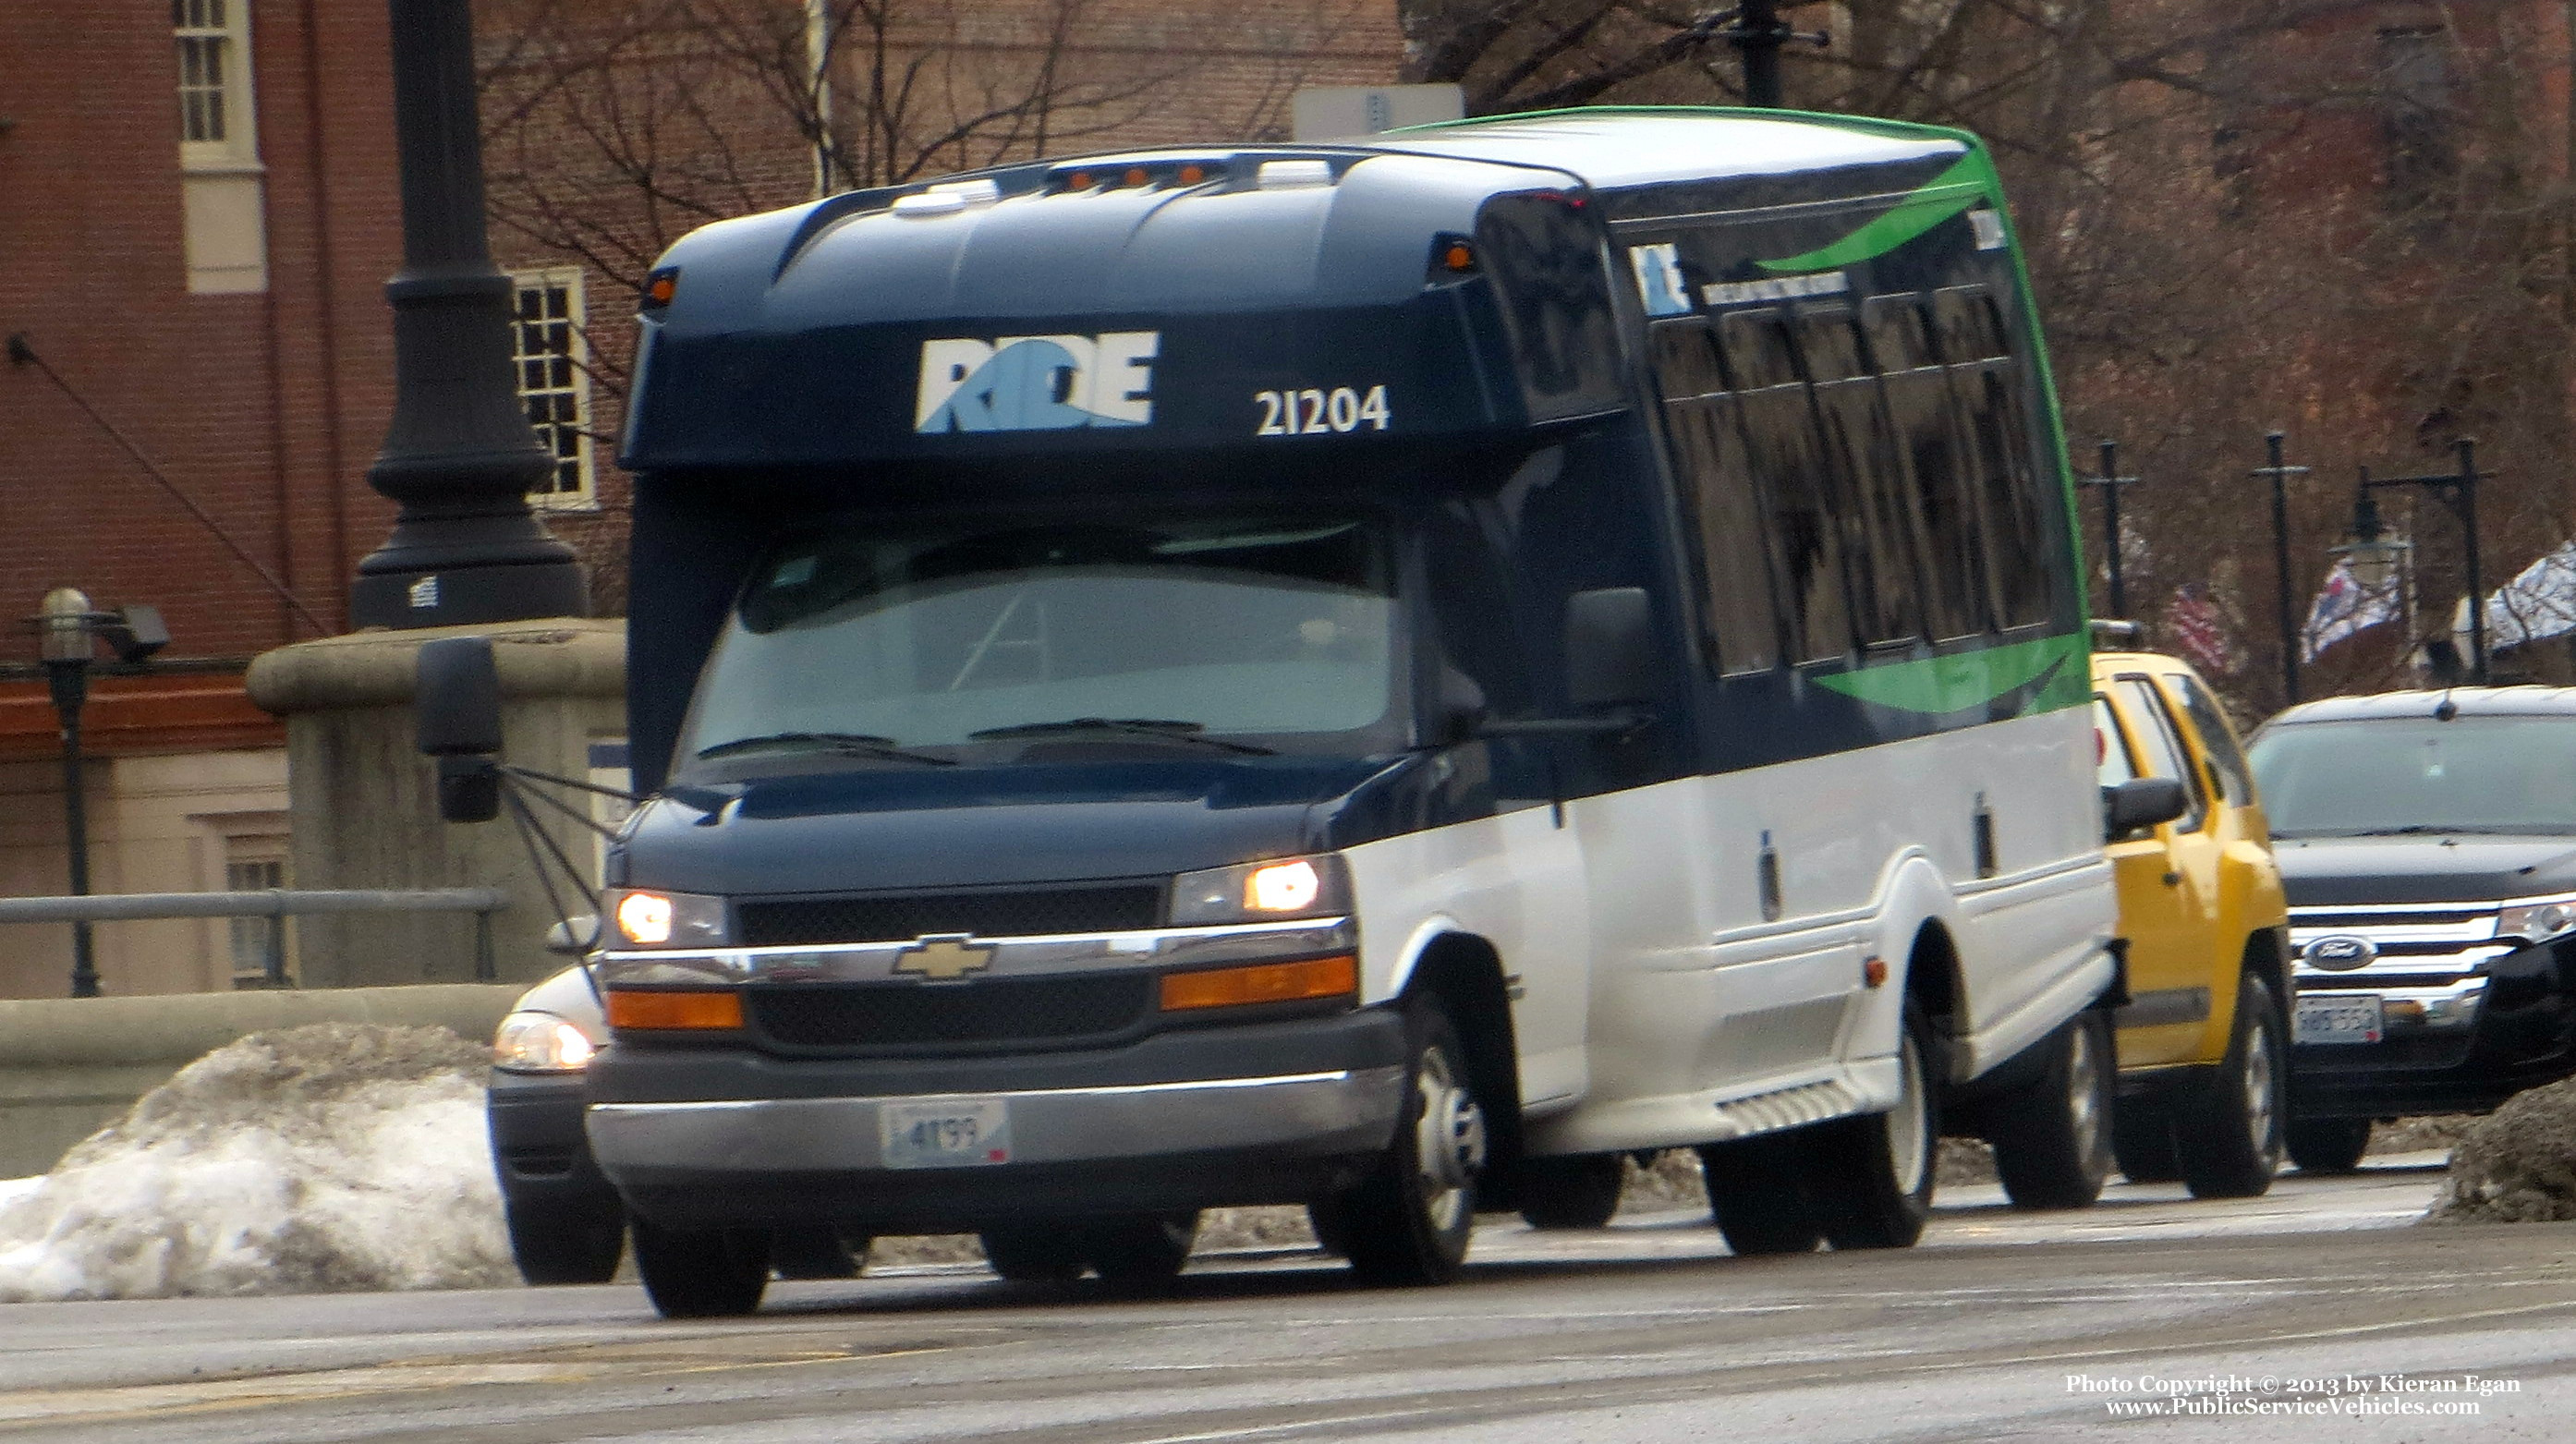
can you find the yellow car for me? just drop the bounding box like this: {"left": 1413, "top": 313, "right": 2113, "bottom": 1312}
{"left": 2092, "top": 649, "right": 2293, "bottom": 1196}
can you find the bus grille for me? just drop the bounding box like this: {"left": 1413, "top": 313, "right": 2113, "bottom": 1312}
{"left": 736, "top": 884, "right": 1163, "bottom": 946}
{"left": 746, "top": 975, "right": 1154, "bottom": 1051}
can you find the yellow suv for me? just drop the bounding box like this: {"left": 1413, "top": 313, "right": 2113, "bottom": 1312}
{"left": 2092, "top": 650, "right": 2293, "bottom": 1197}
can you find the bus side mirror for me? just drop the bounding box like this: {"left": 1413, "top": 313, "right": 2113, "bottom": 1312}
{"left": 2103, "top": 777, "right": 2187, "bottom": 837}
{"left": 418, "top": 636, "right": 504, "bottom": 823}
{"left": 1565, "top": 588, "right": 1656, "bottom": 710}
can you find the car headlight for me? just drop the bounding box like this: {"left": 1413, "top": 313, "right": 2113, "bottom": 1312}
{"left": 1170, "top": 854, "right": 1352, "bottom": 926}
{"left": 601, "top": 888, "right": 731, "bottom": 948}
{"left": 493, "top": 1011, "right": 599, "bottom": 1073}
{"left": 2497, "top": 897, "right": 2576, "bottom": 944}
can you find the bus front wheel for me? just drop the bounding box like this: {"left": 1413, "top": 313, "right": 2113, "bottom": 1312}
{"left": 1334, "top": 1001, "right": 1485, "bottom": 1286}
{"left": 1810, "top": 1000, "right": 1939, "bottom": 1249}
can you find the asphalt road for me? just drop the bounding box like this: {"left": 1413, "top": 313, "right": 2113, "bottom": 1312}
{"left": 4, "top": 1156, "right": 2570, "bottom": 1443}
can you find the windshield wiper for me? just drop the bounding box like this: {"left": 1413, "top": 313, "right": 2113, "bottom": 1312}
{"left": 968, "top": 717, "right": 1276, "bottom": 756}
{"left": 695, "top": 731, "right": 955, "bottom": 766}
{"left": 2332, "top": 824, "right": 2561, "bottom": 837}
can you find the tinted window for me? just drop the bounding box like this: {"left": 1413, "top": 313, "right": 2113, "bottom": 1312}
{"left": 1649, "top": 319, "right": 1729, "bottom": 400}
{"left": 2115, "top": 675, "right": 2208, "bottom": 831}
{"left": 1723, "top": 309, "right": 1852, "bottom": 661}
{"left": 2168, "top": 673, "right": 2254, "bottom": 806}
{"left": 1666, "top": 398, "right": 1780, "bottom": 673}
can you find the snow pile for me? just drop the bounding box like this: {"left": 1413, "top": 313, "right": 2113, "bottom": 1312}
{"left": 2423, "top": 1076, "right": 2576, "bottom": 1224}
{"left": 0, "top": 1023, "right": 514, "bottom": 1300}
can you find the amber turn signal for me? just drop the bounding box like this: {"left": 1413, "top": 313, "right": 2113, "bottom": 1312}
{"left": 606, "top": 989, "right": 744, "bottom": 1030}
{"left": 1159, "top": 954, "right": 1358, "bottom": 1012}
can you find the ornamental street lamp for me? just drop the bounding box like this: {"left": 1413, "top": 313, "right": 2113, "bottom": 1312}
{"left": 2350, "top": 439, "right": 2487, "bottom": 684}
{"left": 349, "top": 0, "right": 587, "bottom": 628}
{"left": 24, "top": 589, "right": 168, "bottom": 998}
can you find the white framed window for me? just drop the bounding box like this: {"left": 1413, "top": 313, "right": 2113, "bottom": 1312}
{"left": 511, "top": 268, "right": 599, "bottom": 509}
{"left": 225, "top": 851, "right": 292, "bottom": 988}
{"left": 176, "top": 0, "right": 268, "bottom": 293}
{"left": 175, "top": 0, "right": 257, "bottom": 170}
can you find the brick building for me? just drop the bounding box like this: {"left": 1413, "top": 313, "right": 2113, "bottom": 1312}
{"left": 0, "top": 0, "right": 1399, "bottom": 998}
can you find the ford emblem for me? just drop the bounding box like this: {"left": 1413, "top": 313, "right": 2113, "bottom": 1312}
{"left": 2303, "top": 935, "right": 2378, "bottom": 970}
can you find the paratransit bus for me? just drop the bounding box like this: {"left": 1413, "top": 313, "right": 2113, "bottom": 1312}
{"left": 476, "top": 107, "right": 2130, "bottom": 1317}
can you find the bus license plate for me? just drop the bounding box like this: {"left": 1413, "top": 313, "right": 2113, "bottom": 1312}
{"left": 2294, "top": 995, "right": 2384, "bottom": 1045}
{"left": 881, "top": 1098, "right": 1011, "bottom": 1169}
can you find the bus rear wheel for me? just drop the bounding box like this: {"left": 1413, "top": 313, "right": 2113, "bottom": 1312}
{"left": 1697, "top": 1133, "right": 1821, "bottom": 1256}
{"left": 1517, "top": 1155, "right": 1625, "bottom": 1230}
{"left": 631, "top": 1215, "right": 769, "bottom": 1318}
{"left": 1335, "top": 1002, "right": 1485, "bottom": 1286}
{"left": 1988, "top": 1012, "right": 2115, "bottom": 1210}
{"left": 1811, "top": 1000, "right": 1938, "bottom": 1249}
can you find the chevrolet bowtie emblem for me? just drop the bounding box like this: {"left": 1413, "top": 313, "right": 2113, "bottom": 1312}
{"left": 893, "top": 934, "right": 996, "bottom": 980}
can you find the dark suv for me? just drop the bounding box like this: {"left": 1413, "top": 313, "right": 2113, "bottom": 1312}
{"left": 2248, "top": 688, "right": 2576, "bottom": 1172}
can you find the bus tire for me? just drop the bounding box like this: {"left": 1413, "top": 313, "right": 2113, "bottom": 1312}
{"left": 979, "top": 1228, "right": 1088, "bottom": 1282}
{"left": 505, "top": 1197, "right": 624, "bottom": 1286}
{"left": 631, "top": 1215, "right": 769, "bottom": 1318}
{"left": 1086, "top": 1212, "right": 1199, "bottom": 1282}
{"left": 2285, "top": 1116, "right": 2372, "bottom": 1175}
{"left": 1337, "top": 1001, "right": 1485, "bottom": 1286}
{"left": 1697, "top": 1133, "right": 1821, "bottom": 1256}
{"left": 1812, "top": 1000, "right": 1939, "bottom": 1249}
{"left": 1988, "top": 1011, "right": 2115, "bottom": 1210}
{"left": 1516, "top": 1155, "right": 1625, "bottom": 1230}
{"left": 2175, "top": 972, "right": 2287, "bottom": 1199}
{"left": 769, "top": 1226, "right": 863, "bottom": 1280}
{"left": 2111, "top": 1094, "right": 2182, "bottom": 1183}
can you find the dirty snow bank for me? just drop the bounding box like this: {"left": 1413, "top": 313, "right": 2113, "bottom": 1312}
{"left": 2422, "top": 1076, "right": 2576, "bottom": 1223}
{"left": 0, "top": 1023, "right": 513, "bottom": 1301}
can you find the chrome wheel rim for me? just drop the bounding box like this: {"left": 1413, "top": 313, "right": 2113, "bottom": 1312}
{"left": 1889, "top": 1028, "right": 1929, "bottom": 1195}
{"left": 2067, "top": 1022, "right": 2105, "bottom": 1159}
{"left": 1412, "top": 1042, "right": 1486, "bottom": 1232}
{"left": 2243, "top": 1013, "right": 2278, "bottom": 1157}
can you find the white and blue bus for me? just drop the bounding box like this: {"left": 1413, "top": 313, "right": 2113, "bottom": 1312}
{"left": 559, "top": 108, "right": 2120, "bottom": 1316}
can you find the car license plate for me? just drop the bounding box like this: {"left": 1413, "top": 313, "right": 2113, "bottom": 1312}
{"left": 881, "top": 1098, "right": 1010, "bottom": 1169}
{"left": 2294, "top": 994, "right": 2384, "bottom": 1045}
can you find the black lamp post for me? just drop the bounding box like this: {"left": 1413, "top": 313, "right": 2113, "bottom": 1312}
{"left": 1718, "top": 1, "right": 1829, "bottom": 108}
{"left": 349, "top": 0, "right": 587, "bottom": 629}
{"left": 26, "top": 589, "right": 168, "bottom": 998}
{"left": 2350, "top": 438, "right": 2487, "bottom": 684}
{"left": 2252, "top": 431, "right": 2312, "bottom": 706}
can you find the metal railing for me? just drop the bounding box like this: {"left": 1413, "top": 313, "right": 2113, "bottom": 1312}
{"left": 0, "top": 889, "right": 510, "bottom": 988}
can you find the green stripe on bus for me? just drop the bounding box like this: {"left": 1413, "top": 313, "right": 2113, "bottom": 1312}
{"left": 1753, "top": 156, "right": 1990, "bottom": 273}
{"left": 1811, "top": 632, "right": 2089, "bottom": 715}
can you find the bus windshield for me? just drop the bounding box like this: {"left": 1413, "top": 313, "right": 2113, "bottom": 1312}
{"left": 676, "top": 510, "right": 1398, "bottom": 767}
{"left": 2250, "top": 715, "right": 2576, "bottom": 838}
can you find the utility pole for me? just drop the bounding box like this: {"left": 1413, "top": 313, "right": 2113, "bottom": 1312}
{"left": 1718, "top": 2, "right": 1827, "bottom": 109}
{"left": 2253, "top": 431, "right": 2310, "bottom": 707}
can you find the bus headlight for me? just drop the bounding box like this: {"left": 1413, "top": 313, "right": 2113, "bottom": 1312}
{"left": 603, "top": 888, "right": 731, "bottom": 948}
{"left": 493, "top": 1012, "right": 599, "bottom": 1073}
{"left": 1171, "top": 854, "right": 1351, "bottom": 925}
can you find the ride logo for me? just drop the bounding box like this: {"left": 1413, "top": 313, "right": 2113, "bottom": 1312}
{"left": 915, "top": 332, "right": 1159, "bottom": 433}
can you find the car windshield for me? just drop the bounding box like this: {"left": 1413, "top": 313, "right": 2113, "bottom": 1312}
{"left": 675, "top": 510, "right": 1398, "bottom": 766}
{"left": 2249, "top": 715, "right": 2576, "bottom": 838}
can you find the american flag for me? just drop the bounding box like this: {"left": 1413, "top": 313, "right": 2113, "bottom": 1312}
{"left": 2166, "top": 585, "right": 2233, "bottom": 675}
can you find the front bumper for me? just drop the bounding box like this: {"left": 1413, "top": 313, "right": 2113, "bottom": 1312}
{"left": 487, "top": 1069, "right": 617, "bottom": 1213}
{"left": 2291, "top": 937, "right": 2576, "bottom": 1117}
{"left": 588, "top": 1008, "right": 1407, "bottom": 1232}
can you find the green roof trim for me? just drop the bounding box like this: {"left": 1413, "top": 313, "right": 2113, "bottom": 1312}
{"left": 1753, "top": 156, "right": 1988, "bottom": 273}
{"left": 1812, "top": 632, "right": 2088, "bottom": 716}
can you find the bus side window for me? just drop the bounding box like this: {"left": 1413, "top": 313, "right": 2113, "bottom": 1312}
{"left": 1802, "top": 304, "right": 1926, "bottom": 649}
{"left": 1648, "top": 318, "right": 1729, "bottom": 401}
{"left": 1865, "top": 293, "right": 1987, "bottom": 640}
{"left": 1666, "top": 396, "right": 1781, "bottom": 674}
{"left": 1934, "top": 285, "right": 2051, "bottom": 629}
{"left": 1723, "top": 308, "right": 1853, "bottom": 662}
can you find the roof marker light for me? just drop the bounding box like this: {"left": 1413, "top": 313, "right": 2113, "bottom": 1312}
{"left": 1123, "top": 167, "right": 1150, "bottom": 187}
{"left": 1258, "top": 159, "right": 1334, "bottom": 190}
{"left": 1066, "top": 169, "right": 1096, "bottom": 189}
{"left": 1178, "top": 164, "right": 1208, "bottom": 185}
